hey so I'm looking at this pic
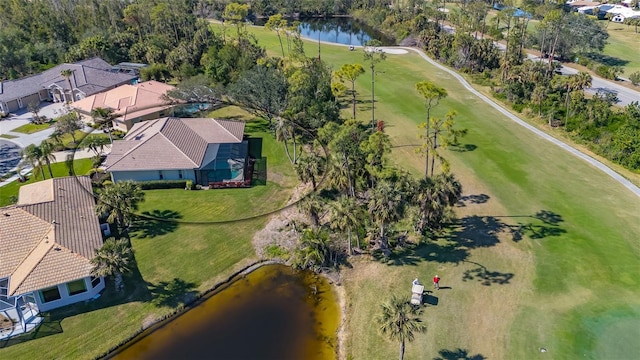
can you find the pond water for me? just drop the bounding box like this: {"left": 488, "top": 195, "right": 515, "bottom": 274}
{"left": 0, "top": 140, "right": 21, "bottom": 178}
{"left": 109, "top": 264, "right": 340, "bottom": 360}
{"left": 255, "top": 17, "right": 394, "bottom": 46}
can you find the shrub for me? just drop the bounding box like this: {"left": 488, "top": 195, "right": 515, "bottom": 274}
{"left": 629, "top": 71, "right": 640, "bottom": 86}
{"left": 264, "top": 244, "right": 290, "bottom": 260}
{"left": 138, "top": 180, "right": 187, "bottom": 190}
{"left": 185, "top": 179, "right": 193, "bottom": 190}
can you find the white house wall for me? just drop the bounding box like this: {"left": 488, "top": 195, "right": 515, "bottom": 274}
{"left": 111, "top": 169, "right": 196, "bottom": 182}
{"left": 34, "top": 276, "right": 105, "bottom": 312}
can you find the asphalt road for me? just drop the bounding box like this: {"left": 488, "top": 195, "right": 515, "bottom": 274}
{"left": 492, "top": 42, "right": 640, "bottom": 106}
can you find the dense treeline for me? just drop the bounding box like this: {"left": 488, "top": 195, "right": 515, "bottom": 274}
{"left": 0, "top": 0, "right": 213, "bottom": 80}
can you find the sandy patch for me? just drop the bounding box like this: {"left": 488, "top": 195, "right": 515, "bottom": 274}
{"left": 363, "top": 46, "right": 408, "bottom": 55}
{"left": 381, "top": 48, "right": 409, "bottom": 55}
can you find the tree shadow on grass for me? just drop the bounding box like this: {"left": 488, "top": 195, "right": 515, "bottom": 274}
{"left": 504, "top": 210, "right": 566, "bottom": 242}
{"left": 245, "top": 120, "right": 271, "bottom": 133}
{"left": 130, "top": 209, "right": 182, "bottom": 239}
{"left": 147, "top": 278, "right": 198, "bottom": 308}
{"left": 584, "top": 53, "right": 629, "bottom": 67}
{"left": 381, "top": 210, "right": 565, "bottom": 266}
{"left": 462, "top": 261, "right": 514, "bottom": 286}
{"left": 449, "top": 143, "right": 477, "bottom": 152}
{"left": 448, "top": 215, "right": 504, "bottom": 249}
{"left": 434, "top": 348, "right": 486, "bottom": 360}
{"left": 379, "top": 241, "right": 470, "bottom": 266}
{"left": 456, "top": 193, "right": 490, "bottom": 207}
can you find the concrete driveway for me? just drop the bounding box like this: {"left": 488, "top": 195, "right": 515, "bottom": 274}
{"left": 0, "top": 102, "right": 70, "bottom": 148}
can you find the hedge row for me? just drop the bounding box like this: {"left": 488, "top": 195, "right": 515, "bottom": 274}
{"left": 138, "top": 180, "right": 188, "bottom": 190}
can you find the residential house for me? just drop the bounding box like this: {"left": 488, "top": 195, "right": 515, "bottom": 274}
{"left": 0, "top": 57, "right": 137, "bottom": 115}
{"left": 104, "top": 117, "right": 250, "bottom": 186}
{"left": 71, "top": 80, "right": 178, "bottom": 131}
{"left": 606, "top": 6, "right": 640, "bottom": 22}
{"left": 0, "top": 177, "right": 105, "bottom": 339}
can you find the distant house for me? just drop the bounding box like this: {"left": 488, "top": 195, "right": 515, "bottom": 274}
{"left": 605, "top": 5, "right": 640, "bottom": 22}
{"left": 0, "top": 57, "right": 137, "bottom": 115}
{"left": 71, "top": 80, "right": 178, "bottom": 131}
{"left": 0, "top": 177, "right": 105, "bottom": 339}
{"left": 104, "top": 117, "right": 250, "bottom": 187}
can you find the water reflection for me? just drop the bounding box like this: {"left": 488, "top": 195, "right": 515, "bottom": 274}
{"left": 255, "top": 17, "right": 394, "bottom": 46}
{"left": 110, "top": 264, "right": 339, "bottom": 360}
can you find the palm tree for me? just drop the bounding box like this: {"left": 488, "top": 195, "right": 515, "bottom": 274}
{"left": 330, "top": 196, "right": 363, "bottom": 254}
{"left": 22, "top": 144, "right": 46, "bottom": 180}
{"left": 83, "top": 135, "right": 111, "bottom": 157}
{"left": 274, "top": 117, "right": 294, "bottom": 164}
{"left": 39, "top": 141, "right": 57, "bottom": 179}
{"left": 91, "top": 107, "right": 116, "bottom": 143}
{"left": 294, "top": 151, "right": 324, "bottom": 191}
{"left": 377, "top": 295, "right": 427, "bottom": 360}
{"left": 368, "top": 180, "right": 405, "bottom": 251}
{"left": 91, "top": 237, "right": 134, "bottom": 292}
{"left": 60, "top": 69, "right": 75, "bottom": 102}
{"left": 297, "top": 192, "right": 325, "bottom": 228}
{"left": 96, "top": 181, "right": 145, "bottom": 229}
{"left": 293, "top": 228, "right": 332, "bottom": 271}
{"left": 565, "top": 72, "right": 592, "bottom": 125}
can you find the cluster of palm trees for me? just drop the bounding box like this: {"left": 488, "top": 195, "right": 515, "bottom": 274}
{"left": 291, "top": 117, "right": 463, "bottom": 268}
{"left": 21, "top": 141, "right": 57, "bottom": 180}
{"left": 91, "top": 181, "right": 145, "bottom": 292}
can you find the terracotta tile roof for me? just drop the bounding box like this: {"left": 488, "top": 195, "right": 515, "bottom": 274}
{"left": 71, "top": 80, "right": 175, "bottom": 120}
{"left": 0, "top": 176, "right": 103, "bottom": 296}
{"left": 18, "top": 177, "right": 103, "bottom": 259}
{"left": 104, "top": 117, "right": 245, "bottom": 172}
{"left": 105, "top": 133, "right": 198, "bottom": 171}
{"left": 0, "top": 207, "right": 52, "bottom": 277}
{"left": 12, "top": 245, "right": 93, "bottom": 295}
{"left": 183, "top": 118, "right": 245, "bottom": 143}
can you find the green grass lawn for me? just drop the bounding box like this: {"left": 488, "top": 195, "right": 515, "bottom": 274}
{"left": 0, "top": 134, "right": 18, "bottom": 139}
{"left": 0, "top": 118, "right": 297, "bottom": 359}
{"left": 603, "top": 22, "right": 640, "bottom": 77}
{"left": 9, "top": 122, "right": 52, "bottom": 134}
{"left": 229, "top": 23, "right": 640, "bottom": 360}
{"left": 0, "top": 159, "right": 93, "bottom": 206}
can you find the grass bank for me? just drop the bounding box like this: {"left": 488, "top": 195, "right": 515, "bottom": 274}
{"left": 231, "top": 23, "right": 640, "bottom": 360}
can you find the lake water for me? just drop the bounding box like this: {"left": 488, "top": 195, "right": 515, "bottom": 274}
{"left": 109, "top": 264, "right": 340, "bottom": 360}
{"left": 255, "top": 17, "right": 394, "bottom": 46}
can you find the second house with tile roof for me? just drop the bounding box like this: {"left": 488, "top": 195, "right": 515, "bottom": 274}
{"left": 103, "top": 117, "right": 250, "bottom": 187}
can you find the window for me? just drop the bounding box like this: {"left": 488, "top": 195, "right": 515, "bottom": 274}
{"left": 39, "top": 286, "right": 61, "bottom": 303}
{"left": 91, "top": 276, "right": 101, "bottom": 288}
{"left": 178, "top": 170, "right": 183, "bottom": 179}
{"left": 0, "top": 278, "right": 8, "bottom": 301}
{"left": 159, "top": 171, "right": 164, "bottom": 180}
{"left": 66, "top": 279, "right": 87, "bottom": 296}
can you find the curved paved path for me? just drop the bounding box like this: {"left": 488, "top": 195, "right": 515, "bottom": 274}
{"left": 393, "top": 46, "right": 640, "bottom": 198}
